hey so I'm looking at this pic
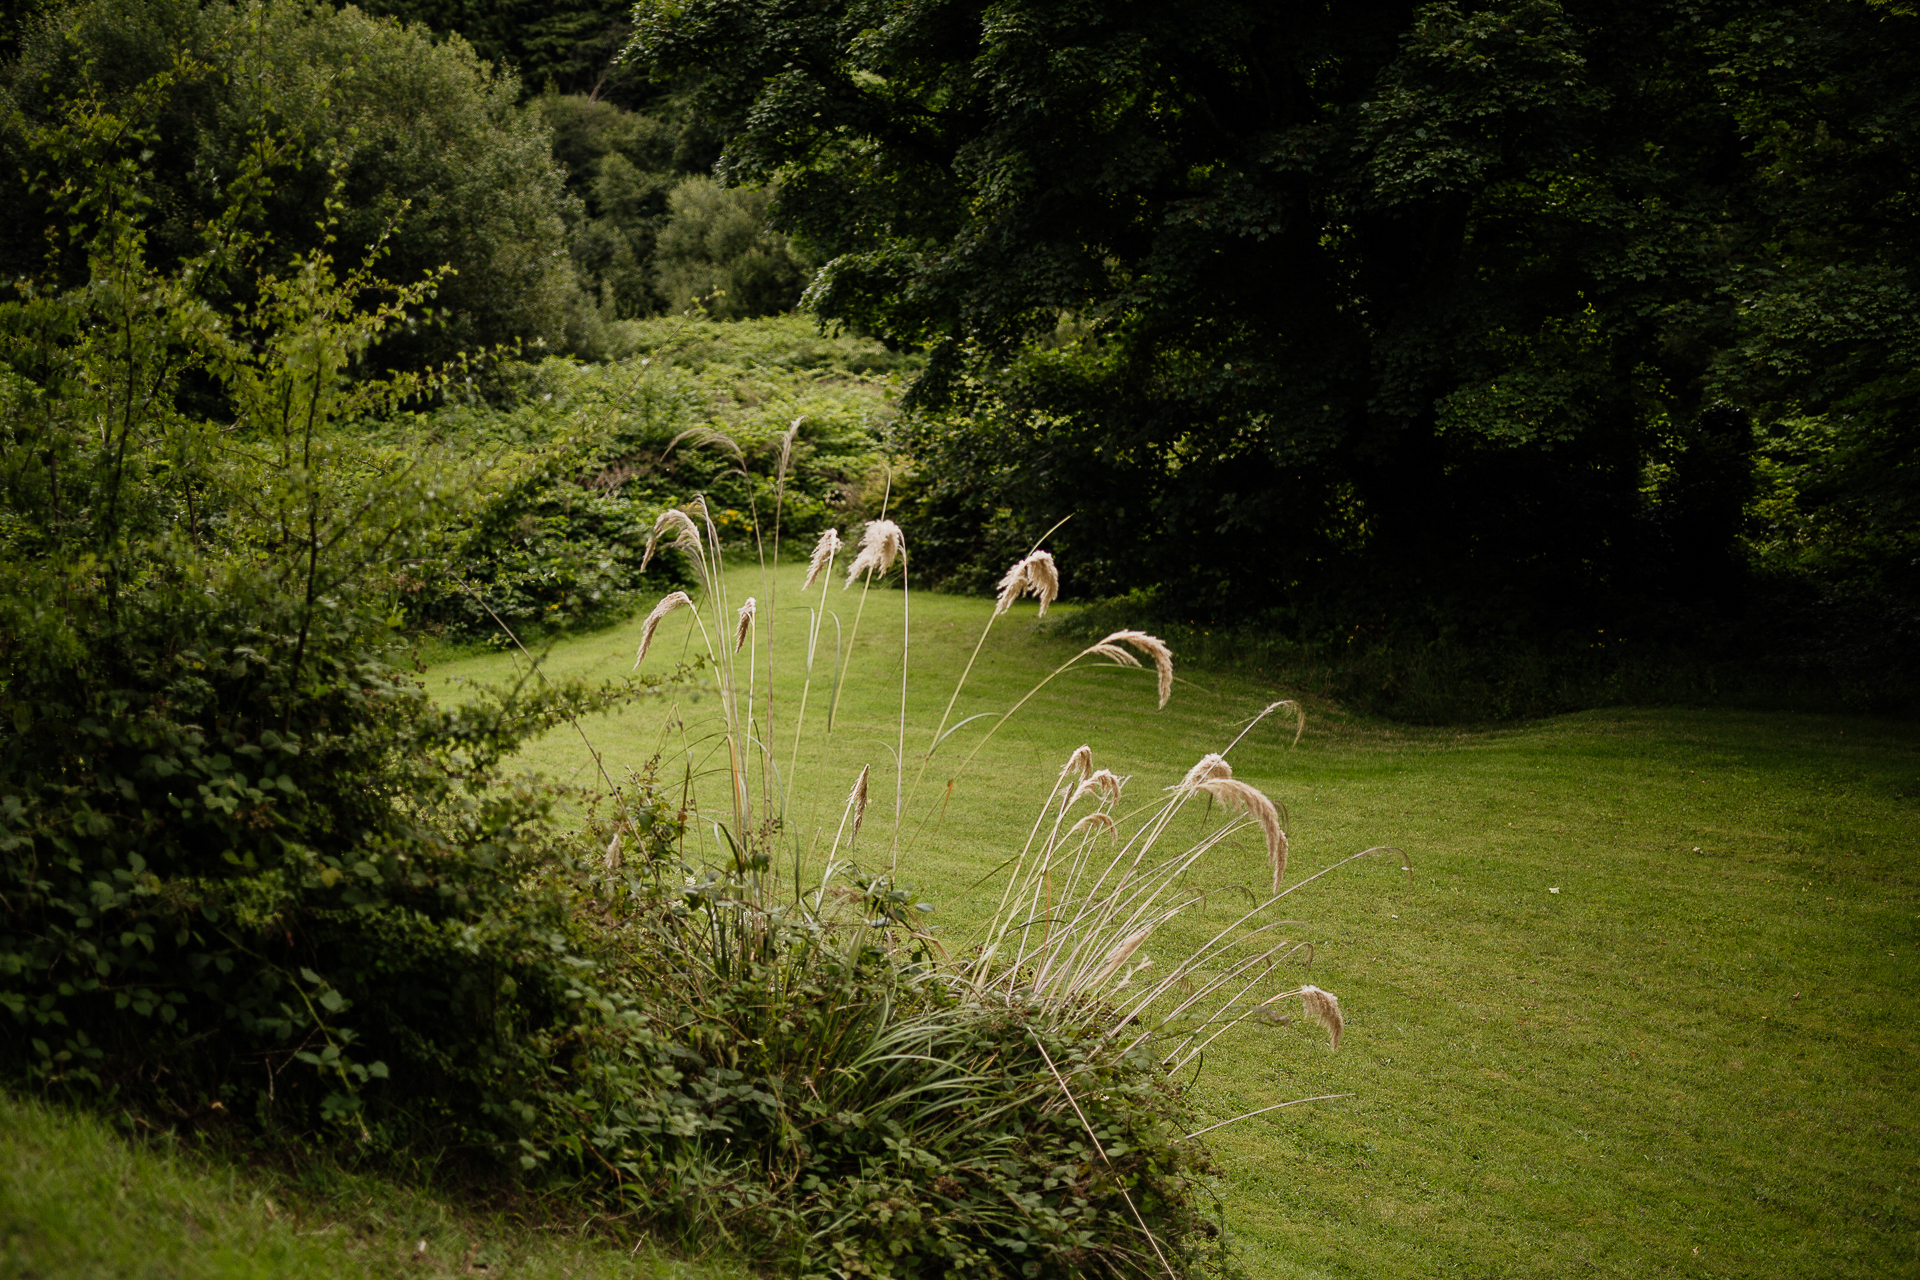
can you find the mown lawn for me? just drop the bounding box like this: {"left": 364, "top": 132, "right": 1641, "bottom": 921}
{"left": 0, "top": 1092, "right": 743, "bottom": 1280}
{"left": 424, "top": 560, "right": 1920, "bottom": 1280}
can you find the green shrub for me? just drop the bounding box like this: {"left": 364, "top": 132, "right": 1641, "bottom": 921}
{"left": 0, "top": 71, "right": 684, "bottom": 1149}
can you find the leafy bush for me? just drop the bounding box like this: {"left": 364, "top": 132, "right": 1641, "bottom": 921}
{"left": 0, "top": 73, "right": 685, "bottom": 1149}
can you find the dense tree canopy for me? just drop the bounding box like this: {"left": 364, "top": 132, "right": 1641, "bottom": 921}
{"left": 630, "top": 0, "right": 1918, "bottom": 655}
{"left": 2, "top": 0, "right": 582, "bottom": 368}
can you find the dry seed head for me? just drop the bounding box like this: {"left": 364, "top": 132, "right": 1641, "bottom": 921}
{"left": 1026, "top": 551, "right": 1059, "bottom": 615}
{"left": 994, "top": 556, "right": 1030, "bottom": 616}
{"left": 994, "top": 551, "right": 1062, "bottom": 617}
{"left": 1180, "top": 753, "right": 1232, "bottom": 789}
{"left": 640, "top": 508, "right": 703, "bottom": 573}
{"left": 802, "top": 528, "right": 842, "bottom": 590}
{"left": 845, "top": 518, "right": 906, "bottom": 586}
{"left": 1300, "top": 984, "right": 1343, "bottom": 1050}
{"left": 1072, "top": 768, "right": 1128, "bottom": 807}
{"left": 1061, "top": 744, "right": 1094, "bottom": 782}
{"left": 1088, "top": 925, "right": 1156, "bottom": 989}
{"left": 734, "top": 597, "right": 756, "bottom": 654}
{"left": 847, "top": 764, "right": 871, "bottom": 839}
{"left": 777, "top": 417, "right": 802, "bottom": 482}
{"left": 634, "top": 591, "right": 693, "bottom": 666}
{"left": 1086, "top": 642, "right": 1142, "bottom": 668}
{"left": 1199, "top": 777, "right": 1288, "bottom": 890}
{"left": 1096, "top": 630, "right": 1174, "bottom": 708}
{"left": 1068, "top": 811, "right": 1117, "bottom": 838}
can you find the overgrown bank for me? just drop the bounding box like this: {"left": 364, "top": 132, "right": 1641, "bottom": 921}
{"left": 0, "top": 71, "right": 1232, "bottom": 1280}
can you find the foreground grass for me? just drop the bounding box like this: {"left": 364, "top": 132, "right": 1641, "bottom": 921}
{"left": 0, "top": 1093, "right": 741, "bottom": 1280}
{"left": 426, "top": 561, "right": 1920, "bottom": 1279}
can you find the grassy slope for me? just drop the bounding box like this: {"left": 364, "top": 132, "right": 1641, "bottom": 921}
{"left": 428, "top": 560, "right": 1920, "bottom": 1279}
{"left": 0, "top": 1093, "right": 743, "bottom": 1280}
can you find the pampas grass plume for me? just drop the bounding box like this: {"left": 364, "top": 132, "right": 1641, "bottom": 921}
{"left": 802, "top": 528, "right": 842, "bottom": 590}
{"left": 845, "top": 518, "right": 905, "bottom": 586}
{"left": 1061, "top": 744, "right": 1094, "bottom": 782}
{"left": 640, "top": 508, "right": 703, "bottom": 573}
{"left": 848, "top": 763, "right": 871, "bottom": 838}
{"left": 1199, "top": 777, "right": 1288, "bottom": 890}
{"left": 1095, "top": 630, "right": 1174, "bottom": 708}
{"left": 1179, "top": 753, "right": 1231, "bottom": 789}
{"left": 1073, "top": 768, "right": 1128, "bottom": 807}
{"left": 634, "top": 591, "right": 693, "bottom": 667}
{"left": 1068, "top": 811, "right": 1117, "bottom": 838}
{"left": 1026, "top": 551, "right": 1059, "bottom": 615}
{"left": 994, "top": 550, "right": 1061, "bottom": 617}
{"left": 734, "top": 597, "right": 756, "bottom": 654}
{"left": 1300, "top": 984, "right": 1343, "bottom": 1050}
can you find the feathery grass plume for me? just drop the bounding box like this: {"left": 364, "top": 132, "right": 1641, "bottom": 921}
{"left": 844, "top": 518, "right": 905, "bottom": 586}
{"left": 1199, "top": 777, "right": 1288, "bottom": 890}
{"left": 1072, "top": 768, "right": 1128, "bottom": 807}
{"left": 1179, "top": 752, "right": 1232, "bottom": 789}
{"left": 734, "top": 597, "right": 756, "bottom": 654}
{"left": 1094, "top": 630, "right": 1174, "bottom": 708}
{"left": 1026, "top": 551, "right": 1059, "bottom": 615}
{"left": 776, "top": 417, "right": 801, "bottom": 484}
{"left": 640, "top": 507, "right": 704, "bottom": 574}
{"left": 1061, "top": 744, "right": 1094, "bottom": 783}
{"left": 634, "top": 590, "right": 693, "bottom": 666}
{"left": 1068, "top": 811, "right": 1117, "bottom": 838}
{"left": 994, "top": 550, "right": 1062, "bottom": 617}
{"left": 1300, "top": 984, "right": 1344, "bottom": 1050}
{"left": 1086, "top": 642, "right": 1143, "bottom": 667}
{"left": 1087, "top": 924, "right": 1156, "bottom": 989}
{"left": 848, "top": 763, "right": 871, "bottom": 839}
{"left": 802, "top": 527, "right": 842, "bottom": 590}
{"left": 993, "top": 556, "right": 1029, "bottom": 616}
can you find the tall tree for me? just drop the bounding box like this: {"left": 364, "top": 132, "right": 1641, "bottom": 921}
{"left": 3, "top": 0, "right": 582, "bottom": 369}
{"left": 631, "top": 0, "right": 1915, "bottom": 640}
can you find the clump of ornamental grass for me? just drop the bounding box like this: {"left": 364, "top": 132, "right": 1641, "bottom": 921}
{"left": 578, "top": 438, "right": 1403, "bottom": 1276}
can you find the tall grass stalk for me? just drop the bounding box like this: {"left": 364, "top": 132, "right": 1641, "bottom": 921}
{"left": 824, "top": 472, "right": 892, "bottom": 733}
{"left": 781, "top": 528, "right": 842, "bottom": 823}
